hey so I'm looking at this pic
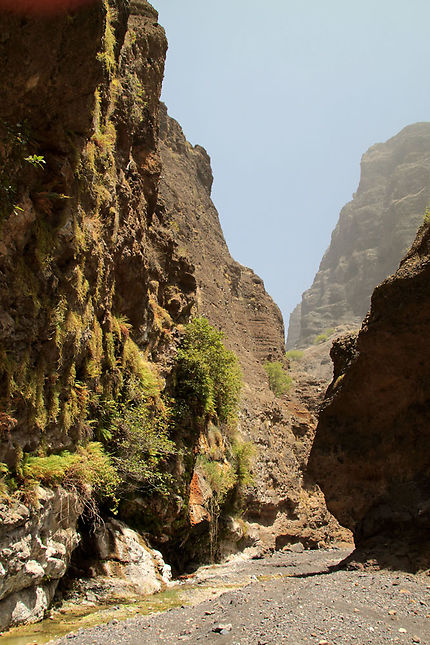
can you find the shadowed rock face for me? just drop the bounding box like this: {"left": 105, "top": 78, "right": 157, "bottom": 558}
{"left": 309, "top": 221, "right": 430, "bottom": 571}
{"left": 289, "top": 123, "right": 430, "bottom": 348}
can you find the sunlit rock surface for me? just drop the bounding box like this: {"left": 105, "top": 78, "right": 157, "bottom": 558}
{"left": 289, "top": 123, "right": 430, "bottom": 347}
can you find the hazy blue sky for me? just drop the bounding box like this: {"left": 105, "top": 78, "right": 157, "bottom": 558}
{"left": 154, "top": 0, "right": 430, "bottom": 330}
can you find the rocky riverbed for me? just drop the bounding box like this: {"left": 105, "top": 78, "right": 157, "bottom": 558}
{"left": 3, "top": 548, "right": 430, "bottom": 645}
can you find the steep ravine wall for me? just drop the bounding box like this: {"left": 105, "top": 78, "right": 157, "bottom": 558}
{"left": 0, "top": 0, "right": 186, "bottom": 627}
{"left": 0, "top": 0, "right": 346, "bottom": 630}
{"left": 287, "top": 123, "right": 430, "bottom": 348}
{"left": 157, "top": 108, "right": 349, "bottom": 555}
{"left": 0, "top": 0, "right": 181, "bottom": 469}
{"left": 309, "top": 220, "right": 430, "bottom": 572}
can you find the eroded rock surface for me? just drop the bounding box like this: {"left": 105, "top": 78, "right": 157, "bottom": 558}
{"left": 0, "top": 0, "right": 348, "bottom": 630}
{"left": 158, "top": 108, "right": 350, "bottom": 554}
{"left": 309, "top": 221, "right": 430, "bottom": 572}
{"left": 0, "top": 0, "right": 180, "bottom": 628}
{"left": 0, "top": 487, "right": 81, "bottom": 630}
{"left": 289, "top": 123, "right": 430, "bottom": 347}
{"left": 64, "top": 519, "right": 172, "bottom": 603}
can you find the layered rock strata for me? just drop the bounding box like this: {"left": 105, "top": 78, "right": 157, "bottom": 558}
{"left": 288, "top": 123, "right": 430, "bottom": 347}
{"left": 309, "top": 220, "right": 430, "bottom": 571}
{"left": 157, "top": 108, "right": 349, "bottom": 555}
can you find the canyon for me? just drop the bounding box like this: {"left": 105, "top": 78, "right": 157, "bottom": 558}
{"left": 0, "top": 0, "right": 429, "bottom": 636}
{"left": 0, "top": 0, "right": 345, "bottom": 631}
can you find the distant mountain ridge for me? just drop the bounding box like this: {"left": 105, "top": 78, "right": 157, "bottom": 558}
{"left": 287, "top": 123, "right": 430, "bottom": 348}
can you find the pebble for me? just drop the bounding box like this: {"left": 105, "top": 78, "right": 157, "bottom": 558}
{"left": 47, "top": 550, "right": 430, "bottom": 645}
{"left": 212, "top": 623, "right": 232, "bottom": 634}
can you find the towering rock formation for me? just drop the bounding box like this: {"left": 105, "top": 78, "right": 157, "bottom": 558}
{"left": 0, "top": 0, "right": 175, "bottom": 467}
{"left": 157, "top": 106, "right": 285, "bottom": 387}
{"left": 309, "top": 219, "right": 430, "bottom": 572}
{"left": 157, "top": 107, "right": 348, "bottom": 557}
{"left": 0, "top": 0, "right": 179, "bottom": 627}
{"left": 0, "top": 0, "right": 344, "bottom": 630}
{"left": 287, "top": 123, "right": 430, "bottom": 348}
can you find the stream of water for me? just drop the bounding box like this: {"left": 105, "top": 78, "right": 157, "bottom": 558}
{"left": 0, "top": 562, "right": 256, "bottom": 645}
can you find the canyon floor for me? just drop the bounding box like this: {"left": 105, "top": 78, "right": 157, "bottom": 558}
{"left": 6, "top": 548, "right": 429, "bottom": 645}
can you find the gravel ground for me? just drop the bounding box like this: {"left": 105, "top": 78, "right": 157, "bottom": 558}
{"left": 51, "top": 549, "right": 430, "bottom": 645}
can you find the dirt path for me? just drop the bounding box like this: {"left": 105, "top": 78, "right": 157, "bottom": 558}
{"left": 46, "top": 549, "right": 430, "bottom": 645}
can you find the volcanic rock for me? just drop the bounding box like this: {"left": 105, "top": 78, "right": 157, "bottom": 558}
{"left": 309, "top": 220, "right": 430, "bottom": 572}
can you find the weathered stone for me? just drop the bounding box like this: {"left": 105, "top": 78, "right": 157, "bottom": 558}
{"left": 283, "top": 542, "right": 305, "bottom": 553}
{"left": 309, "top": 219, "right": 430, "bottom": 571}
{"left": 84, "top": 519, "right": 171, "bottom": 597}
{"left": 0, "top": 488, "right": 81, "bottom": 631}
{"left": 188, "top": 471, "right": 212, "bottom": 527}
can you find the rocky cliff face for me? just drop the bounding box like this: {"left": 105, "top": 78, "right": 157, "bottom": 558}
{"left": 0, "top": 0, "right": 346, "bottom": 630}
{"left": 157, "top": 108, "right": 349, "bottom": 555}
{"left": 0, "top": 0, "right": 182, "bottom": 467}
{"left": 309, "top": 219, "right": 430, "bottom": 572}
{"left": 0, "top": 0, "right": 185, "bottom": 625}
{"left": 288, "top": 123, "right": 430, "bottom": 348}
{"left": 158, "top": 106, "right": 285, "bottom": 385}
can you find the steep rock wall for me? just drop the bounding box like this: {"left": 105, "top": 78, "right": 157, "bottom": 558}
{"left": 0, "top": 0, "right": 348, "bottom": 628}
{"left": 286, "top": 303, "right": 301, "bottom": 350}
{"left": 0, "top": 0, "right": 194, "bottom": 627}
{"left": 289, "top": 123, "right": 430, "bottom": 347}
{"left": 158, "top": 105, "right": 285, "bottom": 380}
{"left": 0, "top": 0, "right": 192, "bottom": 467}
{"left": 157, "top": 109, "right": 349, "bottom": 553}
{"left": 309, "top": 220, "right": 430, "bottom": 571}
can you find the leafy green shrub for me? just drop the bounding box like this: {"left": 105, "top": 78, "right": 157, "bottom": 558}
{"left": 174, "top": 317, "right": 242, "bottom": 426}
{"left": 197, "top": 455, "right": 237, "bottom": 504}
{"left": 230, "top": 438, "right": 256, "bottom": 488}
{"left": 0, "top": 462, "right": 10, "bottom": 499}
{"left": 264, "top": 361, "right": 292, "bottom": 396}
{"left": 424, "top": 207, "right": 430, "bottom": 225}
{"left": 285, "top": 349, "right": 304, "bottom": 362}
{"left": 94, "top": 337, "right": 176, "bottom": 496}
{"left": 24, "top": 154, "right": 46, "bottom": 169}
{"left": 197, "top": 436, "right": 255, "bottom": 562}
{"left": 109, "top": 399, "right": 176, "bottom": 495}
{"left": 313, "top": 333, "right": 328, "bottom": 344}
{"left": 19, "top": 442, "right": 120, "bottom": 510}
{"left": 313, "top": 328, "right": 335, "bottom": 345}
